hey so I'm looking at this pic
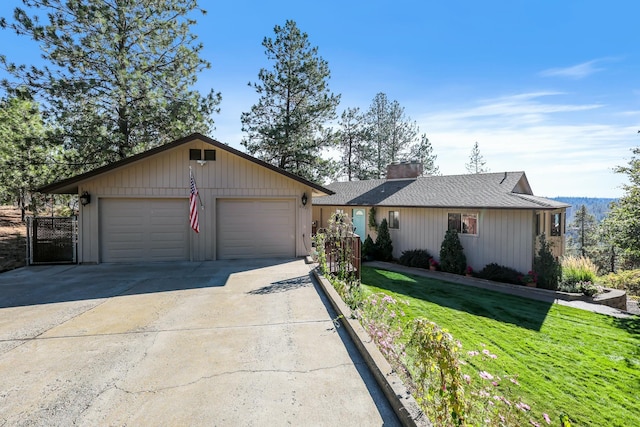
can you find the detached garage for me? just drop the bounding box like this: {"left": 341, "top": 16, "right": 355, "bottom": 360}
{"left": 38, "top": 133, "right": 333, "bottom": 264}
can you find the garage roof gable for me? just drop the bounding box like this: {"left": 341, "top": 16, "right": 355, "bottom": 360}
{"left": 37, "top": 133, "right": 334, "bottom": 195}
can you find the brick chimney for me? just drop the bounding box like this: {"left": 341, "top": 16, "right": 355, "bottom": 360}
{"left": 386, "top": 161, "right": 423, "bottom": 179}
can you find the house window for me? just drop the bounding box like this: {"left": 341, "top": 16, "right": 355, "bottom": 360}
{"left": 389, "top": 211, "right": 399, "bottom": 229}
{"left": 189, "top": 149, "right": 201, "bottom": 160}
{"left": 551, "top": 213, "right": 562, "bottom": 236}
{"left": 204, "top": 149, "right": 216, "bottom": 161}
{"left": 448, "top": 212, "right": 478, "bottom": 235}
{"left": 536, "top": 213, "right": 540, "bottom": 236}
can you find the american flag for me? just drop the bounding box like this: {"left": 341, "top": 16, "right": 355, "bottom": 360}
{"left": 189, "top": 169, "right": 200, "bottom": 233}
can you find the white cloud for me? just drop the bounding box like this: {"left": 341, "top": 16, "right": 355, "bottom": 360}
{"left": 416, "top": 92, "right": 635, "bottom": 197}
{"left": 540, "top": 59, "right": 606, "bottom": 79}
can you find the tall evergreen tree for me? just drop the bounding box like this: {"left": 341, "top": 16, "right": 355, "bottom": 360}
{"left": 566, "top": 204, "right": 598, "bottom": 257}
{"left": 0, "top": 92, "right": 60, "bottom": 219}
{"left": 241, "top": 20, "right": 340, "bottom": 182}
{"left": 337, "top": 107, "right": 374, "bottom": 181}
{"left": 1, "top": 0, "right": 220, "bottom": 168}
{"left": 365, "top": 93, "right": 418, "bottom": 178}
{"left": 465, "top": 141, "right": 489, "bottom": 174}
{"left": 410, "top": 133, "right": 440, "bottom": 175}
{"left": 602, "top": 146, "right": 640, "bottom": 260}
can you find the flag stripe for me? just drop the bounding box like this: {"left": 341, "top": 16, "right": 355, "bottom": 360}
{"left": 189, "top": 170, "right": 200, "bottom": 233}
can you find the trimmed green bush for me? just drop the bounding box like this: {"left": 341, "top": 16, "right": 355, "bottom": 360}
{"left": 362, "top": 234, "right": 376, "bottom": 261}
{"left": 399, "top": 249, "right": 432, "bottom": 269}
{"left": 534, "top": 234, "right": 561, "bottom": 290}
{"left": 375, "top": 218, "right": 393, "bottom": 261}
{"left": 439, "top": 229, "right": 466, "bottom": 274}
{"left": 477, "top": 263, "right": 523, "bottom": 285}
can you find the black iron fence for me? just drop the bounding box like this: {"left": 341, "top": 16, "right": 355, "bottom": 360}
{"left": 27, "top": 217, "right": 77, "bottom": 264}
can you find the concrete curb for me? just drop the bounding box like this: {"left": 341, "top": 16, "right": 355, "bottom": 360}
{"left": 311, "top": 268, "right": 430, "bottom": 427}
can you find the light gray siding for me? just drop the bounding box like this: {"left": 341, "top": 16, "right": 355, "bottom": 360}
{"left": 77, "top": 138, "right": 312, "bottom": 263}
{"left": 313, "top": 205, "right": 537, "bottom": 273}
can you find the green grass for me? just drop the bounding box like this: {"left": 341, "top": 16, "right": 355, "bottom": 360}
{"left": 361, "top": 266, "right": 640, "bottom": 427}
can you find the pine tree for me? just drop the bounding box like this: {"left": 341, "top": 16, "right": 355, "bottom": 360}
{"left": 241, "top": 20, "right": 340, "bottom": 182}
{"left": 567, "top": 205, "right": 598, "bottom": 257}
{"left": 410, "top": 133, "right": 440, "bottom": 175}
{"left": 465, "top": 141, "right": 489, "bottom": 174}
{"left": 603, "top": 147, "right": 640, "bottom": 261}
{"left": 365, "top": 93, "right": 418, "bottom": 178}
{"left": 337, "top": 107, "right": 375, "bottom": 180}
{"left": 0, "top": 93, "right": 57, "bottom": 219}
{"left": 1, "top": 0, "right": 220, "bottom": 168}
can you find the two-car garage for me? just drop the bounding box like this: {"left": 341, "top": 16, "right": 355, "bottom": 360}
{"left": 37, "top": 133, "right": 332, "bottom": 264}
{"left": 99, "top": 197, "right": 296, "bottom": 262}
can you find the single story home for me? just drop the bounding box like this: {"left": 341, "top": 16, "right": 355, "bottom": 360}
{"left": 38, "top": 133, "right": 333, "bottom": 263}
{"left": 313, "top": 162, "right": 569, "bottom": 274}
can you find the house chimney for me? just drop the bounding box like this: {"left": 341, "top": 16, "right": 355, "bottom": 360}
{"left": 386, "top": 161, "right": 423, "bottom": 179}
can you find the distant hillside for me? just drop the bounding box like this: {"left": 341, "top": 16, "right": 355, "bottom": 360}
{"left": 550, "top": 197, "right": 617, "bottom": 224}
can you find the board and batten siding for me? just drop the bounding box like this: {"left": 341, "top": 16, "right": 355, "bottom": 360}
{"left": 77, "top": 138, "right": 312, "bottom": 263}
{"left": 313, "top": 205, "right": 536, "bottom": 274}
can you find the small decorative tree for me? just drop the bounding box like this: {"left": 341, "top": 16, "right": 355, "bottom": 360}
{"left": 362, "top": 234, "right": 376, "bottom": 261}
{"left": 375, "top": 218, "right": 393, "bottom": 261}
{"left": 439, "top": 229, "right": 467, "bottom": 274}
{"left": 533, "top": 233, "right": 561, "bottom": 290}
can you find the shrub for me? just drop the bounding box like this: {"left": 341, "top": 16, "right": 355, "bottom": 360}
{"left": 399, "top": 249, "right": 432, "bottom": 269}
{"left": 439, "top": 229, "right": 467, "bottom": 274}
{"left": 362, "top": 234, "right": 376, "bottom": 261}
{"left": 599, "top": 269, "right": 640, "bottom": 299}
{"left": 561, "top": 255, "right": 598, "bottom": 286}
{"left": 534, "top": 234, "right": 561, "bottom": 290}
{"left": 375, "top": 218, "right": 393, "bottom": 261}
{"left": 579, "top": 281, "right": 603, "bottom": 297}
{"left": 477, "top": 263, "right": 523, "bottom": 285}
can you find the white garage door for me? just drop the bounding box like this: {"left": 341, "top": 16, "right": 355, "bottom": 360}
{"left": 217, "top": 199, "right": 295, "bottom": 259}
{"left": 100, "top": 198, "right": 189, "bottom": 262}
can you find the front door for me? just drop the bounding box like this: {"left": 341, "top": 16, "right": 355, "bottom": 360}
{"left": 352, "top": 208, "right": 366, "bottom": 242}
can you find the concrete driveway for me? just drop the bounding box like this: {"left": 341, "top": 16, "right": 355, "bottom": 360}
{"left": 0, "top": 259, "right": 399, "bottom": 426}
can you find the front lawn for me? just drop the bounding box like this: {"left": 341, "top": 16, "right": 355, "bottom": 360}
{"left": 361, "top": 266, "right": 640, "bottom": 426}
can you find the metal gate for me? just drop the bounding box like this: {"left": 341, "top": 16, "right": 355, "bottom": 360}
{"left": 26, "top": 217, "right": 77, "bottom": 264}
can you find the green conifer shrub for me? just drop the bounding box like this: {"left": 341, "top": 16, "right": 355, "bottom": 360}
{"left": 439, "top": 229, "right": 467, "bottom": 274}
{"left": 533, "top": 233, "right": 561, "bottom": 290}
{"left": 375, "top": 218, "right": 393, "bottom": 261}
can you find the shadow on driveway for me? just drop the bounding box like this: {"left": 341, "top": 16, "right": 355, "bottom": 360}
{"left": 0, "top": 258, "right": 296, "bottom": 309}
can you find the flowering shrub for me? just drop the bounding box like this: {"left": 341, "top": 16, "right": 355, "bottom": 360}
{"left": 356, "top": 293, "right": 406, "bottom": 372}
{"left": 465, "top": 266, "right": 473, "bottom": 275}
{"left": 353, "top": 290, "right": 563, "bottom": 426}
{"left": 519, "top": 270, "right": 538, "bottom": 286}
{"left": 430, "top": 258, "right": 440, "bottom": 269}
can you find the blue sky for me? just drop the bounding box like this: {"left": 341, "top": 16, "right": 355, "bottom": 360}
{"left": 1, "top": 1, "right": 639, "bottom": 197}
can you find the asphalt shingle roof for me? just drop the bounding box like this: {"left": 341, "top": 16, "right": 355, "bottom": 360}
{"left": 314, "top": 172, "right": 569, "bottom": 210}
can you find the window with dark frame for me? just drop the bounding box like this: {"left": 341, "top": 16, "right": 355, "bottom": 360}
{"left": 389, "top": 211, "right": 399, "bottom": 229}
{"left": 536, "top": 213, "right": 540, "bottom": 235}
{"left": 448, "top": 212, "right": 478, "bottom": 235}
{"left": 551, "top": 212, "right": 562, "bottom": 236}
{"left": 204, "top": 149, "right": 216, "bottom": 161}
{"left": 189, "top": 149, "right": 202, "bottom": 160}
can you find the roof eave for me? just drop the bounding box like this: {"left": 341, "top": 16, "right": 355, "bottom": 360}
{"left": 36, "top": 133, "right": 334, "bottom": 196}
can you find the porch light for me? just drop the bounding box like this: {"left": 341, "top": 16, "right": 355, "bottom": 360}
{"left": 301, "top": 192, "right": 308, "bottom": 206}
{"left": 79, "top": 191, "right": 91, "bottom": 206}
